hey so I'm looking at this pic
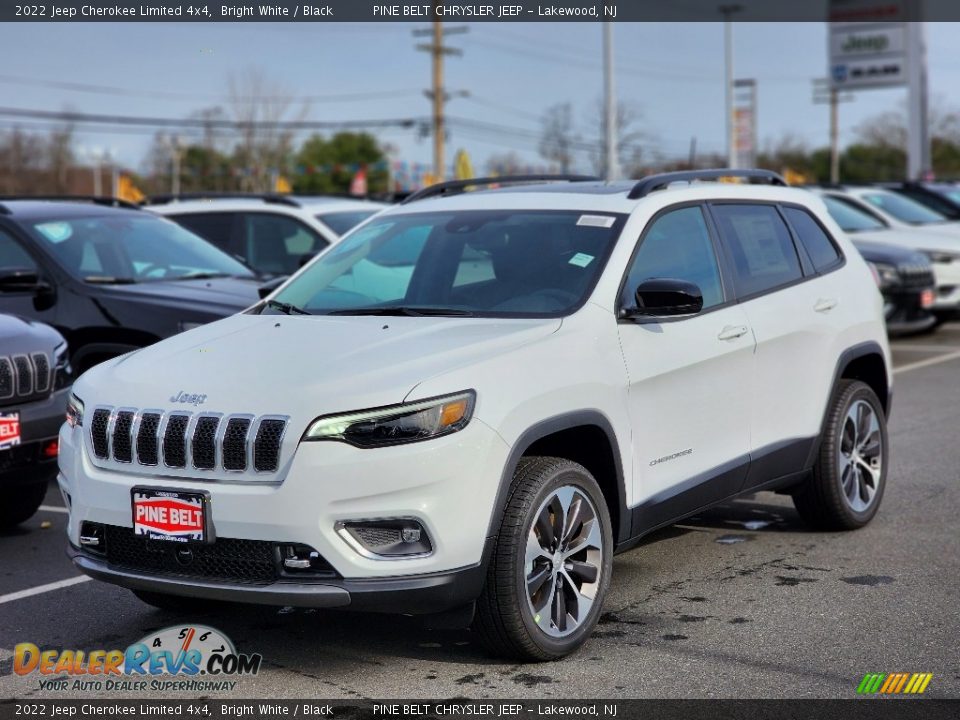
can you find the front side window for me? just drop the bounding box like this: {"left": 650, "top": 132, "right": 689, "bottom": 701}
{"left": 0, "top": 228, "right": 37, "bottom": 271}
{"left": 316, "top": 210, "right": 379, "bottom": 236}
{"left": 711, "top": 204, "right": 802, "bottom": 298}
{"left": 861, "top": 192, "right": 947, "bottom": 225}
{"left": 269, "top": 210, "right": 624, "bottom": 317}
{"left": 27, "top": 214, "right": 254, "bottom": 283}
{"left": 244, "top": 214, "right": 327, "bottom": 276}
{"left": 171, "top": 212, "right": 238, "bottom": 253}
{"left": 621, "top": 206, "right": 724, "bottom": 310}
{"left": 782, "top": 207, "right": 842, "bottom": 272}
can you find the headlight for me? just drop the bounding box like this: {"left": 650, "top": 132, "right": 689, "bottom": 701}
{"left": 53, "top": 342, "right": 73, "bottom": 390}
{"left": 920, "top": 250, "right": 960, "bottom": 264}
{"left": 867, "top": 262, "right": 900, "bottom": 289}
{"left": 304, "top": 391, "right": 476, "bottom": 448}
{"left": 66, "top": 393, "right": 84, "bottom": 428}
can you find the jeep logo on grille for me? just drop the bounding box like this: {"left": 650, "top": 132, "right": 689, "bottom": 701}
{"left": 170, "top": 391, "right": 207, "bottom": 406}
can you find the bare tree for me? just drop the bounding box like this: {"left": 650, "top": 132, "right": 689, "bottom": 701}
{"left": 486, "top": 152, "right": 526, "bottom": 176}
{"left": 228, "top": 68, "right": 306, "bottom": 192}
{"left": 539, "top": 103, "right": 577, "bottom": 173}
{"left": 585, "top": 100, "right": 648, "bottom": 178}
{"left": 46, "top": 121, "right": 75, "bottom": 193}
{"left": 0, "top": 128, "right": 46, "bottom": 194}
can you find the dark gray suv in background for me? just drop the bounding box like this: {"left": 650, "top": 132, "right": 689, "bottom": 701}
{"left": 0, "top": 314, "right": 71, "bottom": 527}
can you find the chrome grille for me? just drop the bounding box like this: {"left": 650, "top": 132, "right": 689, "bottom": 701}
{"left": 88, "top": 407, "right": 288, "bottom": 477}
{"left": 897, "top": 262, "right": 935, "bottom": 288}
{"left": 0, "top": 352, "right": 52, "bottom": 405}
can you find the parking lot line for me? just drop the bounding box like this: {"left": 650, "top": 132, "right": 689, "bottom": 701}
{"left": 893, "top": 348, "right": 960, "bottom": 375}
{"left": 38, "top": 505, "right": 69, "bottom": 514}
{"left": 0, "top": 576, "right": 90, "bottom": 605}
{"left": 889, "top": 344, "right": 960, "bottom": 352}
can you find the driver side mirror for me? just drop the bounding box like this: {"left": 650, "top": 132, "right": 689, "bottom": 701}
{"left": 622, "top": 278, "right": 703, "bottom": 319}
{"left": 0, "top": 267, "right": 44, "bottom": 292}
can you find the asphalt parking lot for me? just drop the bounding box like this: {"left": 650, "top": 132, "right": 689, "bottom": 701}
{"left": 2, "top": 326, "right": 959, "bottom": 700}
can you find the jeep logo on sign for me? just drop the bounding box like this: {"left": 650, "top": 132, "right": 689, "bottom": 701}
{"left": 169, "top": 391, "right": 207, "bottom": 406}
{"left": 842, "top": 34, "right": 890, "bottom": 54}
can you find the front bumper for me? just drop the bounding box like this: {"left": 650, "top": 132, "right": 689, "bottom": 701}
{"left": 68, "top": 540, "right": 490, "bottom": 613}
{"left": 59, "top": 414, "right": 509, "bottom": 600}
{"left": 1, "top": 387, "right": 68, "bottom": 486}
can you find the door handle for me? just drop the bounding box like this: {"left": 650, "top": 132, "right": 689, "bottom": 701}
{"left": 814, "top": 297, "right": 838, "bottom": 313}
{"left": 717, "top": 325, "right": 749, "bottom": 341}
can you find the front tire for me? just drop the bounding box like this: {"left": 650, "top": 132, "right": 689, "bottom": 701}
{"left": 793, "top": 380, "right": 888, "bottom": 530}
{"left": 473, "top": 457, "right": 613, "bottom": 661}
{"left": 0, "top": 481, "right": 48, "bottom": 529}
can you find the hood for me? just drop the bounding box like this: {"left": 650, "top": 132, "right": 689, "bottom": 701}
{"left": 851, "top": 239, "right": 928, "bottom": 265}
{"left": 846, "top": 227, "right": 960, "bottom": 254}
{"left": 76, "top": 312, "right": 560, "bottom": 426}
{"left": 93, "top": 277, "right": 261, "bottom": 313}
{"left": 0, "top": 313, "right": 65, "bottom": 355}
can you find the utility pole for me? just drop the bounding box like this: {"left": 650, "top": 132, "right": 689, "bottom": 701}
{"left": 906, "top": 21, "right": 929, "bottom": 179}
{"left": 719, "top": 5, "right": 742, "bottom": 169}
{"left": 414, "top": 6, "right": 467, "bottom": 184}
{"left": 813, "top": 78, "right": 853, "bottom": 184}
{"left": 603, "top": 22, "right": 619, "bottom": 181}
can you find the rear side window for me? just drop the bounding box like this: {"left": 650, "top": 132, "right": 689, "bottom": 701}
{"left": 0, "top": 228, "right": 36, "bottom": 270}
{"left": 711, "top": 204, "right": 802, "bottom": 298}
{"left": 782, "top": 207, "right": 842, "bottom": 272}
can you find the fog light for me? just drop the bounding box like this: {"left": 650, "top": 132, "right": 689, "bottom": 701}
{"left": 921, "top": 289, "right": 935, "bottom": 309}
{"left": 337, "top": 519, "right": 432, "bottom": 558}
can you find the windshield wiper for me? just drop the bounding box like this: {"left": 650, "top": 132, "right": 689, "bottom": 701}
{"left": 171, "top": 272, "right": 232, "bottom": 280}
{"left": 83, "top": 276, "right": 138, "bottom": 284}
{"left": 326, "top": 306, "right": 475, "bottom": 317}
{"left": 264, "top": 299, "right": 311, "bottom": 316}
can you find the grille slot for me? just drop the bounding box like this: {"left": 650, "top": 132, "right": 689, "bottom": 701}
{"left": 0, "top": 358, "right": 12, "bottom": 400}
{"left": 254, "top": 419, "right": 286, "bottom": 472}
{"left": 222, "top": 418, "right": 251, "bottom": 471}
{"left": 191, "top": 416, "right": 220, "bottom": 470}
{"left": 136, "top": 413, "right": 161, "bottom": 466}
{"left": 13, "top": 356, "right": 32, "bottom": 396}
{"left": 31, "top": 353, "right": 50, "bottom": 393}
{"left": 91, "top": 409, "right": 111, "bottom": 459}
{"left": 112, "top": 411, "right": 135, "bottom": 463}
{"left": 163, "top": 415, "right": 190, "bottom": 468}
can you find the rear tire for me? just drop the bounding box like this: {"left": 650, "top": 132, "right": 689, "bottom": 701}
{"left": 472, "top": 457, "right": 613, "bottom": 661}
{"left": 793, "top": 380, "right": 888, "bottom": 530}
{"left": 0, "top": 481, "right": 48, "bottom": 529}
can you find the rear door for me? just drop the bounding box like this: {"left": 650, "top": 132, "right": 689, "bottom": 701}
{"left": 617, "top": 204, "right": 756, "bottom": 522}
{"left": 709, "top": 203, "right": 846, "bottom": 483}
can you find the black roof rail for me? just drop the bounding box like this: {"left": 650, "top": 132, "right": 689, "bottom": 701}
{"left": 146, "top": 192, "right": 301, "bottom": 207}
{"left": 627, "top": 169, "right": 788, "bottom": 199}
{"left": 0, "top": 195, "right": 141, "bottom": 210}
{"left": 400, "top": 174, "right": 600, "bottom": 205}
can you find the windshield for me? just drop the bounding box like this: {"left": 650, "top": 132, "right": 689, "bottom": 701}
{"left": 268, "top": 210, "right": 625, "bottom": 317}
{"left": 822, "top": 196, "right": 886, "bottom": 232}
{"left": 28, "top": 214, "right": 255, "bottom": 283}
{"left": 861, "top": 191, "right": 948, "bottom": 225}
{"left": 316, "top": 210, "right": 380, "bottom": 236}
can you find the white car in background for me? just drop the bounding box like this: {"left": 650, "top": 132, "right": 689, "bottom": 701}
{"left": 814, "top": 189, "right": 960, "bottom": 324}
{"left": 146, "top": 194, "right": 387, "bottom": 278}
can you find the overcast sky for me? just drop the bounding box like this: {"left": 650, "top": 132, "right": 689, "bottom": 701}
{"left": 2, "top": 21, "right": 958, "bottom": 173}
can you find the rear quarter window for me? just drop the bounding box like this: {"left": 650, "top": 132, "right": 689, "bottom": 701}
{"left": 782, "top": 206, "right": 842, "bottom": 272}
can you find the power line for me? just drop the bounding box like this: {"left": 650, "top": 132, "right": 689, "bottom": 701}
{"left": 0, "top": 74, "right": 423, "bottom": 104}
{"left": 0, "top": 107, "right": 419, "bottom": 131}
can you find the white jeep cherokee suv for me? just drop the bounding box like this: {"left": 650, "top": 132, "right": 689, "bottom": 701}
{"left": 61, "top": 170, "right": 892, "bottom": 661}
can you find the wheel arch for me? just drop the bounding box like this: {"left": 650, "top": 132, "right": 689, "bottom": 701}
{"left": 486, "top": 411, "right": 630, "bottom": 546}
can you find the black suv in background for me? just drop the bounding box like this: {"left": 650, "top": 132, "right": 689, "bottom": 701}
{"left": 854, "top": 239, "right": 937, "bottom": 335}
{"left": 881, "top": 181, "right": 960, "bottom": 220}
{"left": 0, "top": 314, "right": 71, "bottom": 527}
{"left": 0, "top": 199, "right": 263, "bottom": 373}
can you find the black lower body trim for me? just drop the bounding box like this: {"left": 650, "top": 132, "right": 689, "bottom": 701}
{"left": 68, "top": 539, "right": 492, "bottom": 615}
